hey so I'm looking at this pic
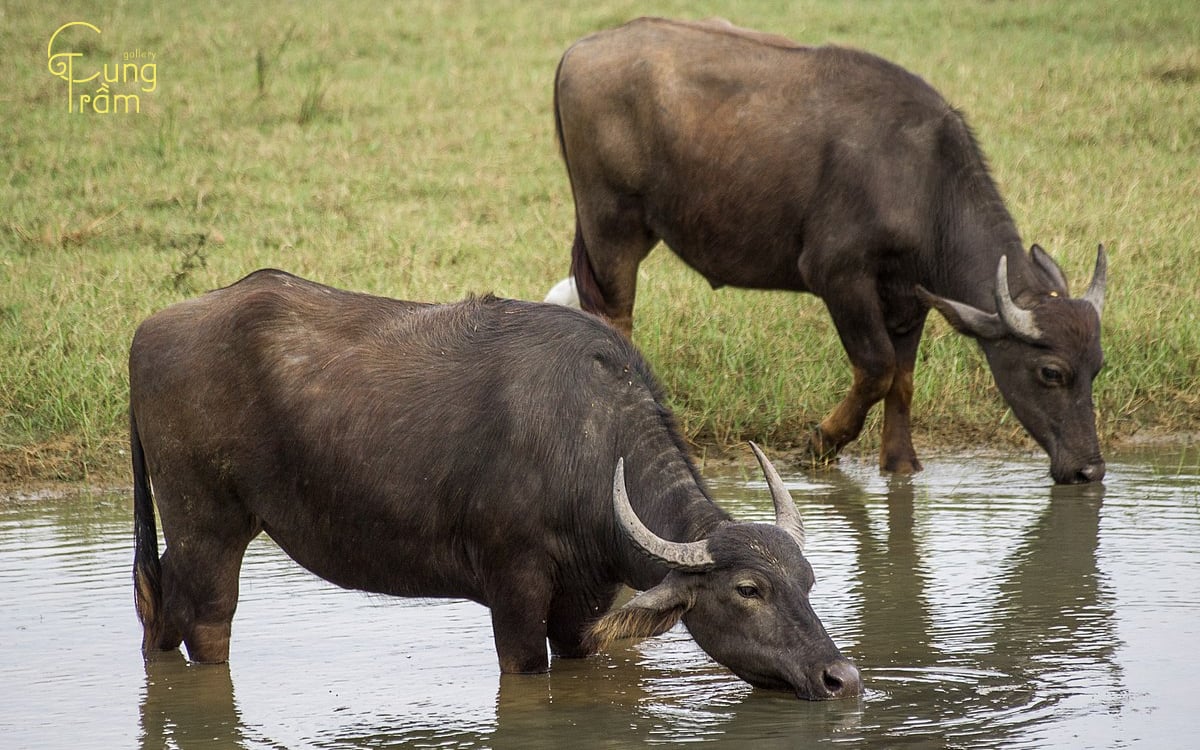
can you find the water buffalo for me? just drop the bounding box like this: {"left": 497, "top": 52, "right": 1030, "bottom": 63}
{"left": 553, "top": 17, "right": 1107, "bottom": 484}
{"left": 130, "top": 269, "right": 861, "bottom": 700}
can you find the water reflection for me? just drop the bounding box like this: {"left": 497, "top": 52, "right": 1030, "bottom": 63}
{"left": 139, "top": 652, "right": 247, "bottom": 749}
{"left": 490, "top": 644, "right": 863, "bottom": 749}
{"left": 987, "top": 481, "right": 1121, "bottom": 737}
{"left": 797, "top": 462, "right": 1121, "bottom": 745}
{"left": 814, "top": 472, "right": 935, "bottom": 669}
{"left": 5, "top": 448, "right": 1198, "bottom": 748}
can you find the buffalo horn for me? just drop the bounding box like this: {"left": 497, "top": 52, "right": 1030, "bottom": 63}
{"left": 1081, "top": 244, "right": 1107, "bottom": 318}
{"left": 612, "top": 458, "right": 715, "bottom": 572}
{"left": 994, "top": 255, "right": 1044, "bottom": 343}
{"left": 749, "top": 442, "right": 807, "bottom": 552}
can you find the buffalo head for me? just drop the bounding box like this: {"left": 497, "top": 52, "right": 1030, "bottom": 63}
{"left": 918, "top": 245, "right": 1106, "bottom": 484}
{"left": 587, "top": 444, "right": 862, "bottom": 700}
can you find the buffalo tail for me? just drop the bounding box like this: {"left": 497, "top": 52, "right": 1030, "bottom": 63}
{"left": 131, "top": 409, "right": 164, "bottom": 652}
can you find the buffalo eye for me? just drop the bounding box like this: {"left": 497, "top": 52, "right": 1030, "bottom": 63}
{"left": 736, "top": 583, "right": 761, "bottom": 599}
{"left": 1039, "top": 364, "right": 1067, "bottom": 386}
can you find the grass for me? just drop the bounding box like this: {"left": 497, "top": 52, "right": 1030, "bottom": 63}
{"left": 2, "top": 0, "right": 1198, "bottom": 482}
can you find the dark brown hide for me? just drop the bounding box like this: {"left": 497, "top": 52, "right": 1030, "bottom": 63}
{"left": 130, "top": 269, "right": 860, "bottom": 699}
{"left": 554, "top": 17, "right": 1106, "bottom": 483}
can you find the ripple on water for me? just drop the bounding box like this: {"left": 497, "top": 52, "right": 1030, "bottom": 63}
{"left": 859, "top": 663, "right": 1059, "bottom": 741}
{"left": 1, "top": 448, "right": 1198, "bottom": 748}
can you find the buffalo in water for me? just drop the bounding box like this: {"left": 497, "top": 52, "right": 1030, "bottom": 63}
{"left": 553, "top": 17, "right": 1106, "bottom": 484}
{"left": 130, "top": 269, "right": 861, "bottom": 700}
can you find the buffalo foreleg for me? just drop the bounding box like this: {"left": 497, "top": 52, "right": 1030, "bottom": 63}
{"left": 546, "top": 585, "right": 621, "bottom": 659}
{"left": 879, "top": 323, "right": 925, "bottom": 474}
{"left": 488, "top": 573, "right": 555, "bottom": 673}
{"left": 808, "top": 294, "right": 897, "bottom": 466}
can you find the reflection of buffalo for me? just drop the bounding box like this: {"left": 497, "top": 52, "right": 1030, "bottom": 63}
{"left": 490, "top": 638, "right": 864, "bottom": 747}
{"left": 130, "top": 270, "right": 859, "bottom": 699}
{"left": 991, "top": 483, "right": 1119, "bottom": 699}
{"left": 139, "top": 652, "right": 245, "bottom": 750}
{"left": 135, "top": 633, "right": 857, "bottom": 747}
{"left": 807, "top": 465, "right": 1117, "bottom": 742}
{"left": 554, "top": 17, "right": 1106, "bottom": 483}
{"left": 798, "top": 471, "right": 933, "bottom": 670}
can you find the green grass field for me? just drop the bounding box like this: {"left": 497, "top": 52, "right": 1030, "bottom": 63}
{"left": 2, "top": 0, "right": 1198, "bottom": 481}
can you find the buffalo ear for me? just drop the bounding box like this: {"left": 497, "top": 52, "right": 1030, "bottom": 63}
{"left": 1029, "top": 244, "right": 1070, "bottom": 295}
{"left": 916, "top": 285, "right": 1007, "bottom": 341}
{"left": 583, "top": 579, "right": 694, "bottom": 653}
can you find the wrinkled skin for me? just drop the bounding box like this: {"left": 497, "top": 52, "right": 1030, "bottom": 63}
{"left": 587, "top": 455, "right": 861, "bottom": 699}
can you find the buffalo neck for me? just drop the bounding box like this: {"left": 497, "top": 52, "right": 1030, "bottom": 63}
{"left": 926, "top": 112, "right": 1038, "bottom": 311}
{"left": 614, "top": 446, "right": 730, "bottom": 592}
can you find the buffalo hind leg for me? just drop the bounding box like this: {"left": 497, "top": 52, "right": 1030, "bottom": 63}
{"left": 141, "top": 572, "right": 185, "bottom": 654}
{"left": 160, "top": 541, "right": 252, "bottom": 664}
{"left": 149, "top": 467, "right": 261, "bottom": 664}
{"left": 155, "top": 487, "right": 259, "bottom": 665}
{"left": 571, "top": 194, "right": 656, "bottom": 338}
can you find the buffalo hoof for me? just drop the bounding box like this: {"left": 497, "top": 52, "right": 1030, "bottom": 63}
{"left": 881, "top": 454, "right": 923, "bottom": 474}
{"left": 801, "top": 425, "right": 842, "bottom": 467}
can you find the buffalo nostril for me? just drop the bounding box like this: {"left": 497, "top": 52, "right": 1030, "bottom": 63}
{"left": 822, "top": 660, "right": 863, "bottom": 698}
{"left": 1076, "top": 461, "right": 1106, "bottom": 484}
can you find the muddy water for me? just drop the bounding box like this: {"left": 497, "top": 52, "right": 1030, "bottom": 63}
{"left": 1, "top": 447, "right": 1197, "bottom": 748}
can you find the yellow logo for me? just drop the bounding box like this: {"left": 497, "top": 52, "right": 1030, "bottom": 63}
{"left": 47, "top": 21, "right": 157, "bottom": 114}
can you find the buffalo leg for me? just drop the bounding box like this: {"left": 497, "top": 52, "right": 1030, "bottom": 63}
{"left": 571, "top": 195, "right": 656, "bottom": 337}
{"left": 141, "top": 564, "right": 185, "bottom": 653}
{"left": 808, "top": 296, "right": 896, "bottom": 464}
{"left": 154, "top": 481, "right": 259, "bottom": 664}
{"left": 879, "top": 323, "right": 925, "bottom": 473}
{"left": 547, "top": 585, "right": 621, "bottom": 659}
{"left": 161, "top": 538, "right": 252, "bottom": 664}
{"left": 488, "top": 575, "right": 555, "bottom": 673}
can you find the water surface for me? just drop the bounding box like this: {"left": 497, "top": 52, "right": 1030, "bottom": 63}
{"left": 1, "top": 447, "right": 1197, "bottom": 748}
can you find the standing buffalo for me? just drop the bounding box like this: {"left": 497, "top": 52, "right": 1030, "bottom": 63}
{"left": 130, "top": 269, "right": 861, "bottom": 700}
{"left": 553, "top": 17, "right": 1107, "bottom": 484}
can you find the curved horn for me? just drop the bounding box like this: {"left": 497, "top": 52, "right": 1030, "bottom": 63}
{"left": 994, "top": 255, "right": 1044, "bottom": 342}
{"left": 749, "top": 442, "right": 806, "bottom": 552}
{"left": 1081, "top": 244, "right": 1106, "bottom": 318}
{"left": 612, "top": 458, "right": 715, "bottom": 572}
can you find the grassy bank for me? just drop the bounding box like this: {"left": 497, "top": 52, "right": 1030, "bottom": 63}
{"left": 2, "top": 0, "right": 1198, "bottom": 482}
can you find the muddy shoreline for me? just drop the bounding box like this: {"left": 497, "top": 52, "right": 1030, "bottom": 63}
{"left": 4, "top": 429, "right": 1195, "bottom": 503}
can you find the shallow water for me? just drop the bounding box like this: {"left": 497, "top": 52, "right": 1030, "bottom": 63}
{"left": 1, "top": 447, "right": 1197, "bottom": 748}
